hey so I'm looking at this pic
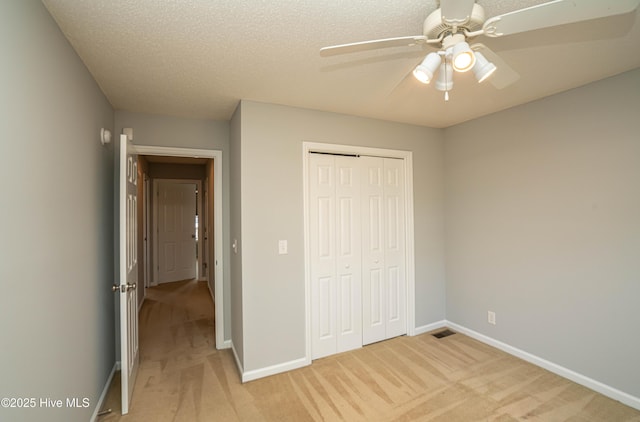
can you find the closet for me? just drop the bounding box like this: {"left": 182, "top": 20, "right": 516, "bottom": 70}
{"left": 309, "top": 152, "right": 407, "bottom": 360}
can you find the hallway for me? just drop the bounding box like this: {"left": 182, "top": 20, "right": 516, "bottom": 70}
{"left": 99, "top": 279, "right": 234, "bottom": 421}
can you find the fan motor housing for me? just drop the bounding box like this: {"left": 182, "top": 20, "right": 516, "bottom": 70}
{"left": 423, "top": 3, "right": 486, "bottom": 39}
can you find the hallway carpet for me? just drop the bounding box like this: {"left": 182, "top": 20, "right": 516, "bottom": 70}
{"left": 99, "top": 280, "right": 640, "bottom": 421}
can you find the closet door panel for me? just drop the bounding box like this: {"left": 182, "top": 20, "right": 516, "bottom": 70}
{"left": 361, "top": 157, "right": 386, "bottom": 345}
{"left": 384, "top": 158, "right": 407, "bottom": 338}
{"left": 311, "top": 154, "right": 363, "bottom": 357}
{"left": 310, "top": 154, "right": 337, "bottom": 359}
{"left": 335, "top": 157, "right": 362, "bottom": 353}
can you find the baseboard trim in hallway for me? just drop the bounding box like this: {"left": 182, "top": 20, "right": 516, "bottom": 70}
{"left": 90, "top": 362, "right": 117, "bottom": 422}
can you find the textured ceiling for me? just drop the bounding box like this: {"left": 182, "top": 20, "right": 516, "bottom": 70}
{"left": 42, "top": 0, "right": 640, "bottom": 128}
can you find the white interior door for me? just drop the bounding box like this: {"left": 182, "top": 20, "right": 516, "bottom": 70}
{"left": 361, "top": 157, "right": 407, "bottom": 345}
{"left": 156, "top": 181, "right": 197, "bottom": 283}
{"left": 309, "top": 154, "right": 362, "bottom": 359}
{"left": 118, "top": 134, "right": 139, "bottom": 415}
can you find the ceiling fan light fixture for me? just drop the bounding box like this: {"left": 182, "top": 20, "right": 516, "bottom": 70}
{"left": 451, "top": 41, "right": 475, "bottom": 72}
{"left": 435, "top": 61, "right": 453, "bottom": 92}
{"left": 472, "top": 51, "right": 497, "bottom": 83}
{"left": 413, "top": 52, "right": 441, "bottom": 84}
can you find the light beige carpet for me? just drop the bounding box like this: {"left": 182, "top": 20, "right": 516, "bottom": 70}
{"left": 99, "top": 280, "right": 640, "bottom": 421}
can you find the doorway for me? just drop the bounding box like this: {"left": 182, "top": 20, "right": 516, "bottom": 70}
{"left": 129, "top": 144, "right": 225, "bottom": 349}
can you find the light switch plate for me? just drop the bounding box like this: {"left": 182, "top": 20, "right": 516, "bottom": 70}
{"left": 278, "top": 240, "right": 288, "bottom": 255}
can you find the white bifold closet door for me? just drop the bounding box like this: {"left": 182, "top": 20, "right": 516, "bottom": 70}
{"left": 310, "top": 153, "right": 362, "bottom": 360}
{"left": 310, "top": 153, "right": 406, "bottom": 360}
{"left": 361, "top": 156, "right": 406, "bottom": 345}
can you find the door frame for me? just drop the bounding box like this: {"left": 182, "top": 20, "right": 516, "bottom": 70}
{"left": 143, "top": 175, "right": 151, "bottom": 292}
{"left": 129, "top": 144, "right": 226, "bottom": 349}
{"left": 302, "top": 142, "right": 416, "bottom": 363}
{"left": 139, "top": 173, "right": 149, "bottom": 311}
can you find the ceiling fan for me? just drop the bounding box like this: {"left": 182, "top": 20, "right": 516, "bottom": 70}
{"left": 320, "top": 0, "right": 640, "bottom": 100}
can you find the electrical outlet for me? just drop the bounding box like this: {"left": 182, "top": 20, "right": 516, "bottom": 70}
{"left": 488, "top": 311, "right": 496, "bottom": 325}
{"left": 278, "top": 240, "right": 288, "bottom": 255}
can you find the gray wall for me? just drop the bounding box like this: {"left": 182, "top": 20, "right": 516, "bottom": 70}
{"left": 444, "top": 69, "right": 640, "bottom": 398}
{"left": 0, "top": 2, "right": 115, "bottom": 421}
{"left": 237, "top": 101, "right": 445, "bottom": 372}
{"left": 115, "top": 111, "right": 229, "bottom": 150}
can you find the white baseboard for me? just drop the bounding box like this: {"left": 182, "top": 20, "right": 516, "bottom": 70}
{"left": 90, "top": 362, "right": 117, "bottom": 422}
{"left": 413, "top": 320, "right": 447, "bottom": 336}
{"left": 230, "top": 341, "right": 310, "bottom": 383}
{"left": 207, "top": 282, "right": 215, "bottom": 303}
{"left": 241, "top": 356, "right": 310, "bottom": 383}
{"left": 446, "top": 321, "right": 640, "bottom": 411}
{"left": 219, "top": 339, "right": 232, "bottom": 350}
{"left": 230, "top": 342, "right": 244, "bottom": 380}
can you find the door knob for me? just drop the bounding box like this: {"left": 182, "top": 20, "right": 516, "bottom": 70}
{"left": 113, "top": 283, "right": 136, "bottom": 292}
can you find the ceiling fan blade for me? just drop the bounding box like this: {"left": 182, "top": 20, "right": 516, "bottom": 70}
{"left": 440, "top": 0, "right": 476, "bottom": 25}
{"left": 472, "top": 43, "right": 520, "bottom": 89}
{"left": 320, "top": 35, "right": 427, "bottom": 56}
{"left": 483, "top": 0, "right": 640, "bottom": 38}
